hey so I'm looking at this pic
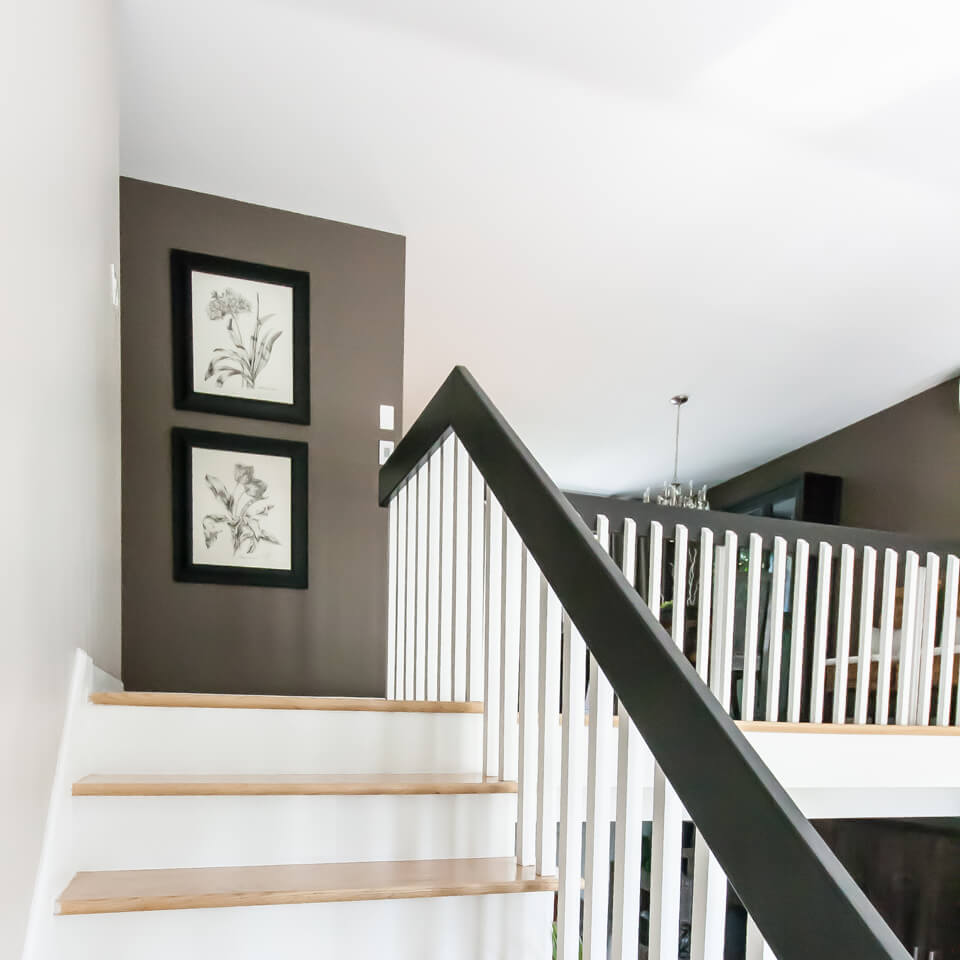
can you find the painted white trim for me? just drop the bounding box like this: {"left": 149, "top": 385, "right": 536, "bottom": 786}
{"left": 23, "top": 649, "right": 121, "bottom": 960}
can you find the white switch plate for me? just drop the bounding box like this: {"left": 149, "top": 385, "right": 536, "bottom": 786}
{"left": 378, "top": 440, "right": 395, "bottom": 465}
{"left": 379, "top": 404, "right": 395, "bottom": 431}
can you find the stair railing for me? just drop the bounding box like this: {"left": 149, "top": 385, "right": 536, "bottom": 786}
{"left": 379, "top": 366, "right": 909, "bottom": 960}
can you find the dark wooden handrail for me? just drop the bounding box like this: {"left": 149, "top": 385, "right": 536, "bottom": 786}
{"left": 379, "top": 366, "right": 908, "bottom": 960}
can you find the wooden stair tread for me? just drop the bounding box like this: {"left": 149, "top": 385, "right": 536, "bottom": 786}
{"left": 73, "top": 773, "right": 518, "bottom": 796}
{"left": 57, "top": 857, "right": 556, "bottom": 915}
{"left": 89, "top": 692, "right": 482, "bottom": 713}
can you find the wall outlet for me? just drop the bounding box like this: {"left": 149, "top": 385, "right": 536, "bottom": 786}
{"left": 378, "top": 440, "right": 395, "bottom": 465}
{"left": 379, "top": 404, "right": 395, "bottom": 431}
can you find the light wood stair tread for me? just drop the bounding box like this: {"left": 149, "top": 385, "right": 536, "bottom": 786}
{"left": 57, "top": 857, "right": 557, "bottom": 915}
{"left": 73, "top": 773, "right": 518, "bottom": 796}
{"left": 89, "top": 692, "right": 482, "bottom": 713}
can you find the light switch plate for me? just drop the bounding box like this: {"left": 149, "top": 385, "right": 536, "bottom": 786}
{"left": 379, "top": 404, "right": 395, "bottom": 431}
{"left": 378, "top": 439, "right": 395, "bottom": 465}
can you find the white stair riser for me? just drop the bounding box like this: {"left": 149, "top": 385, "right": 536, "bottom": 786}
{"left": 71, "top": 794, "right": 518, "bottom": 870}
{"left": 76, "top": 706, "right": 482, "bottom": 774}
{"left": 48, "top": 892, "right": 554, "bottom": 960}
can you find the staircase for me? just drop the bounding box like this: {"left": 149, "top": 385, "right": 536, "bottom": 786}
{"left": 37, "top": 682, "right": 553, "bottom": 959}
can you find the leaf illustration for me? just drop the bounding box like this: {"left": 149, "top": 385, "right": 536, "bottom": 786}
{"left": 253, "top": 328, "right": 283, "bottom": 379}
{"left": 245, "top": 501, "right": 274, "bottom": 518}
{"left": 205, "top": 357, "right": 246, "bottom": 381}
{"left": 216, "top": 370, "right": 243, "bottom": 387}
{"left": 226, "top": 315, "right": 244, "bottom": 350}
{"left": 205, "top": 474, "right": 231, "bottom": 507}
{"left": 259, "top": 531, "right": 281, "bottom": 545}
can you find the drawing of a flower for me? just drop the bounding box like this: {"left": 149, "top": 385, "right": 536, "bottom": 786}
{"left": 202, "top": 464, "right": 280, "bottom": 556}
{"left": 204, "top": 288, "right": 283, "bottom": 390}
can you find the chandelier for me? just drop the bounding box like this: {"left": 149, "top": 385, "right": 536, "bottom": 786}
{"left": 643, "top": 394, "right": 709, "bottom": 510}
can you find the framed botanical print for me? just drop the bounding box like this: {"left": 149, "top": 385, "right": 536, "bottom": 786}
{"left": 171, "top": 250, "right": 310, "bottom": 424}
{"left": 172, "top": 428, "right": 308, "bottom": 588}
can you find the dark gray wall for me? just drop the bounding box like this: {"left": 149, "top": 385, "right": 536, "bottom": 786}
{"left": 711, "top": 378, "right": 960, "bottom": 539}
{"left": 120, "top": 178, "right": 405, "bottom": 695}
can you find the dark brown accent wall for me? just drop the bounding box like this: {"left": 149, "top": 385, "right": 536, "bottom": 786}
{"left": 119, "top": 178, "right": 405, "bottom": 696}
{"left": 711, "top": 378, "right": 960, "bottom": 539}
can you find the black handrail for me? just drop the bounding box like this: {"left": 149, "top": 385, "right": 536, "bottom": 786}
{"left": 379, "top": 367, "right": 908, "bottom": 960}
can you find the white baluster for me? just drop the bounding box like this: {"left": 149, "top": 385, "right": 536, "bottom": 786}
{"left": 394, "top": 486, "right": 408, "bottom": 701}
{"left": 611, "top": 518, "right": 643, "bottom": 960}
{"left": 876, "top": 548, "right": 899, "bottom": 725}
{"left": 832, "top": 544, "right": 855, "bottom": 724}
{"left": 938, "top": 556, "right": 959, "bottom": 726}
{"left": 742, "top": 533, "right": 763, "bottom": 722}
{"left": 438, "top": 435, "right": 456, "bottom": 701}
{"left": 415, "top": 462, "right": 429, "bottom": 700}
{"left": 536, "top": 580, "right": 561, "bottom": 876}
{"left": 746, "top": 915, "right": 778, "bottom": 960}
{"left": 583, "top": 515, "right": 613, "bottom": 960}
{"left": 452, "top": 439, "right": 469, "bottom": 701}
{"left": 483, "top": 493, "right": 503, "bottom": 777}
{"left": 426, "top": 450, "right": 442, "bottom": 701}
{"left": 691, "top": 535, "right": 734, "bottom": 960}
{"left": 853, "top": 547, "right": 877, "bottom": 725}
{"left": 895, "top": 551, "right": 920, "bottom": 726}
{"left": 673, "top": 524, "right": 689, "bottom": 651}
{"left": 809, "top": 542, "right": 833, "bottom": 723}
{"left": 649, "top": 520, "right": 684, "bottom": 960}
{"left": 404, "top": 472, "right": 418, "bottom": 700}
{"left": 914, "top": 553, "right": 940, "bottom": 725}
{"left": 386, "top": 493, "right": 399, "bottom": 699}
{"left": 557, "top": 611, "right": 587, "bottom": 960}
{"left": 765, "top": 537, "right": 787, "bottom": 722}
{"left": 786, "top": 539, "right": 810, "bottom": 723}
{"left": 500, "top": 515, "right": 522, "bottom": 781}
{"left": 696, "top": 527, "right": 714, "bottom": 684}
{"left": 468, "top": 461, "right": 486, "bottom": 701}
{"left": 517, "top": 549, "right": 541, "bottom": 865}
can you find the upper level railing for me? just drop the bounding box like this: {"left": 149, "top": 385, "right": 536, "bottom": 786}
{"left": 568, "top": 494, "right": 960, "bottom": 729}
{"left": 379, "top": 366, "right": 909, "bottom": 960}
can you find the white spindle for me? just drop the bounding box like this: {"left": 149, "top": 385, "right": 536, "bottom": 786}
{"left": 404, "top": 473, "right": 418, "bottom": 700}
{"left": 500, "top": 515, "right": 522, "bottom": 780}
{"left": 536, "top": 580, "right": 561, "bottom": 876}
{"left": 415, "top": 463, "right": 429, "bottom": 699}
{"left": 786, "top": 539, "right": 810, "bottom": 723}
{"left": 809, "top": 542, "right": 833, "bottom": 723}
{"left": 673, "top": 524, "right": 689, "bottom": 650}
{"left": 875, "top": 548, "right": 899, "bottom": 725}
{"left": 832, "top": 544, "right": 855, "bottom": 724}
{"left": 426, "top": 450, "right": 442, "bottom": 700}
{"left": 765, "top": 536, "right": 787, "bottom": 721}
{"left": 696, "top": 527, "right": 715, "bottom": 684}
{"left": 438, "top": 435, "right": 456, "bottom": 700}
{"left": 516, "top": 550, "right": 541, "bottom": 865}
{"left": 468, "top": 461, "right": 485, "bottom": 700}
{"left": 914, "top": 553, "right": 940, "bottom": 725}
{"left": 691, "top": 534, "right": 734, "bottom": 960}
{"left": 649, "top": 520, "right": 684, "bottom": 960}
{"left": 939, "top": 556, "right": 959, "bottom": 726}
{"left": 557, "top": 612, "right": 587, "bottom": 960}
{"left": 483, "top": 493, "right": 503, "bottom": 777}
{"left": 746, "top": 915, "right": 777, "bottom": 960}
{"left": 611, "top": 518, "right": 642, "bottom": 960}
{"left": 853, "top": 547, "right": 877, "bottom": 725}
{"left": 393, "top": 486, "right": 407, "bottom": 701}
{"left": 711, "top": 532, "right": 737, "bottom": 714}
{"left": 895, "top": 551, "right": 920, "bottom": 726}
{"left": 583, "top": 514, "right": 613, "bottom": 960}
{"left": 742, "top": 532, "right": 763, "bottom": 722}
{"left": 386, "top": 494, "right": 399, "bottom": 699}
{"left": 452, "top": 439, "right": 469, "bottom": 701}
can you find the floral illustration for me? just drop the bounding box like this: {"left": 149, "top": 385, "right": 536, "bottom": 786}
{"left": 203, "top": 288, "right": 283, "bottom": 389}
{"left": 202, "top": 463, "right": 280, "bottom": 556}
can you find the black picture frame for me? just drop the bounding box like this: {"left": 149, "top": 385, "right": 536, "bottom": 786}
{"left": 171, "top": 249, "right": 311, "bottom": 424}
{"left": 172, "top": 427, "right": 308, "bottom": 589}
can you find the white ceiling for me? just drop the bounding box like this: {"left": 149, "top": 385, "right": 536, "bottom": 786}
{"left": 118, "top": 0, "right": 960, "bottom": 494}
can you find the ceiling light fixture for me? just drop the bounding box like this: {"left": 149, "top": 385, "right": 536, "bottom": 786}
{"left": 643, "top": 394, "right": 709, "bottom": 510}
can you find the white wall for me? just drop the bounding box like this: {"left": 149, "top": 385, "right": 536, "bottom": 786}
{"left": 0, "top": 1, "right": 120, "bottom": 957}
